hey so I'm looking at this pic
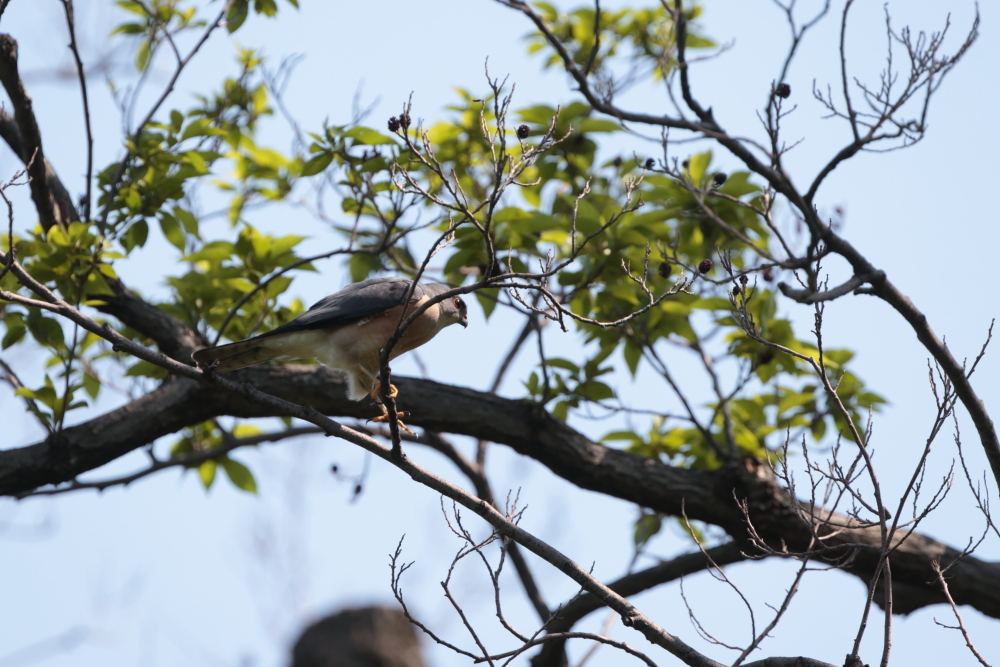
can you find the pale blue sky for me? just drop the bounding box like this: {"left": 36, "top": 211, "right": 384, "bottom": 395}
{"left": 1, "top": 1, "right": 997, "bottom": 666}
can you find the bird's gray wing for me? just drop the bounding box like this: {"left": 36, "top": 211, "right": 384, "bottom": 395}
{"left": 253, "top": 277, "right": 426, "bottom": 340}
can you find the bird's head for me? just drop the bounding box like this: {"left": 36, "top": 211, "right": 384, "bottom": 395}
{"left": 422, "top": 282, "right": 469, "bottom": 330}
{"left": 442, "top": 294, "right": 469, "bottom": 329}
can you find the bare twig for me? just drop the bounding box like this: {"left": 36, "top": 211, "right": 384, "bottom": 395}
{"left": 59, "top": 0, "right": 93, "bottom": 223}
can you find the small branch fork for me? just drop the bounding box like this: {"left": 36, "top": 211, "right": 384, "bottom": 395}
{"left": 931, "top": 560, "right": 993, "bottom": 667}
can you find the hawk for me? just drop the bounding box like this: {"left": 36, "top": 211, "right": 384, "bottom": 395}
{"left": 192, "top": 277, "right": 468, "bottom": 424}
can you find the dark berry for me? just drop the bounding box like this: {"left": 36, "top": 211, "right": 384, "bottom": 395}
{"left": 732, "top": 286, "right": 742, "bottom": 296}
{"left": 516, "top": 124, "right": 530, "bottom": 139}
{"left": 775, "top": 83, "right": 791, "bottom": 99}
{"left": 613, "top": 156, "right": 622, "bottom": 167}
{"left": 682, "top": 159, "right": 690, "bottom": 169}
{"left": 698, "top": 258, "right": 713, "bottom": 274}
{"left": 644, "top": 158, "right": 655, "bottom": 169}
{"left": 712, "top": 172, "right": 727, "bottom": 187}
{"left": 399, "top": 112, "right": 411, "bottom": 129}
{"left": 658, "top": 261, "right": 671, "bottom": 278}
{"left": 762, "top": 266, "right": 775, "bottom": 282}
{"left": 739, "top": 273, "right": 749, "bottom": 285}
{"left": 387, "top": 116, "right": 400, "bottom": 132}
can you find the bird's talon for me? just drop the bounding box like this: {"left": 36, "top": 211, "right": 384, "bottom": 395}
{"left": 369, "top": 383, "right": 399, "bottom": 402}
{"left": 371, "top": 413, "right": 415, "bottom": 436}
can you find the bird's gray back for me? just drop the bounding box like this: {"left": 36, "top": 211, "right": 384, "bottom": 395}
{"left": 255, "top": 277, "right": 424, "bottom": 339}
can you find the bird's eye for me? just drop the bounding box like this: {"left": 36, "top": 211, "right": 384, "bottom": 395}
{"left": 454, "top": 297, "right": 465, "bottom": 310}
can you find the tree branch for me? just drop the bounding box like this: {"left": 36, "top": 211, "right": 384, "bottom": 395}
{"left": 1, "top": 365, "right": 997, "bottom": 621}
{"left": 532, "top": 542, "right": 751, "bottom": 667}
{"left": 0, "top": 108, "right": 78, "bottom": 228}
{"left": 0, "top": 35, "right": 70, "bottom": 229}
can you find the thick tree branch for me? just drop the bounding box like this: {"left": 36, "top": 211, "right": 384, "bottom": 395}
{"left": 0, "top": 36, "right": 76, "bottom": 229}
{"left": 1, "top": 365, "right": 997, "bottom": 621}
{"left": 0, "top": 109, "right": 78, "bottom": 227}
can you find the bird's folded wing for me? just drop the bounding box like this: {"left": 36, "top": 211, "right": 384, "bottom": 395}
{"left": 255, "top": 277, "right": 425, "bottom": 340}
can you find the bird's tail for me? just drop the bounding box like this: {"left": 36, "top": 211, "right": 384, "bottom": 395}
{"left": 191, "top": 338, "right": 281, "bottom": 373}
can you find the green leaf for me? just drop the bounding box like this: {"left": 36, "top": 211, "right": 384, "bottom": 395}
{"left": 184, "top": 241, "right": 234, "bottom": 262}
{"left": 136, "top": 38, "right": 152, "bottom": 72}
{"left": 159, "top": 214, "right": 186, "bottom": 251}
{"left": 602, "top": 430, "right": 642, "bottom": 443}
{"left": 27, "top": 314, "right": 64, "bottom": 348}
{"left": 270, "top": 234, "right": 306, "bottom": 256}
{"left": 199, "top": 460, "right": 217, "bottom": 489}
{"left": 173, "top": 207, "right": 199, "bottom": 235}
{"left": 116, "top": 1, "right": 148, "bottom": 17}
{"left": 82, "top": 372, "right": 101, "bottom": 400}
{"left": 112, "top": 22, "right": 146, "bottom": 35}
{"left": 301, "top": 151, "right": 334, "bottom": 176}
{"left": 576, "top": 380, "right": 614, "bottom": 401}
{"left": 343, "top": 126, "right": 398, "bottom": 146}
{"left": 232, "top": 424, "right": 263, "bottom": 438}
{"left": 226, "top": 0, "right": 249, "bottom": 32}
{"left": 634, "top": 512, "right": 662, "bottom": 547}
{"left": 2, "top": 325, "right": 25, "bottom": 349}
{"left": 122, "top": 220, "right": 149, "bottom": 253}
{"left": 546, "top": 358, "right": 579, "bottom": 372}
{"left": 475, "top": 289, "right": 499, "bottom": 319}
{"left": 221, "top": 458, "right": 258, "bottom": 493}
{"left": 623, "top": 338, "right": 643, "bottom": 376}
{"left": 253, "top": 0, "right": 278, "bottom": 16}
{"left": 577, "top": 118, "right": 621, "bottom": 133}
{"left": 686, "top": 150, "right": 712, "bottom": 185}
{"left": 181, "top": 118, "right": 214, "bottom": 141}
{"left": 246, "top": 146, "right": 288, "bottom": 169}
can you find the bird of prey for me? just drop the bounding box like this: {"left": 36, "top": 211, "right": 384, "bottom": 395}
{"left": 192, "top": 277, "right": 468, "bottom": 425}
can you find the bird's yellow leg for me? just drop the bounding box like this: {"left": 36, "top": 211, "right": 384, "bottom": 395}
{"left": 357, "top": 365, "right": 397, "bottom": 402}
{"left": 371, "top": 404, "right": 415, "bottom": 436}
{"left": 367, "top": 383, "right": 398, "bottom": 402}
{"left": 360, "top": 367, "right": 411, "bottom": 434}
